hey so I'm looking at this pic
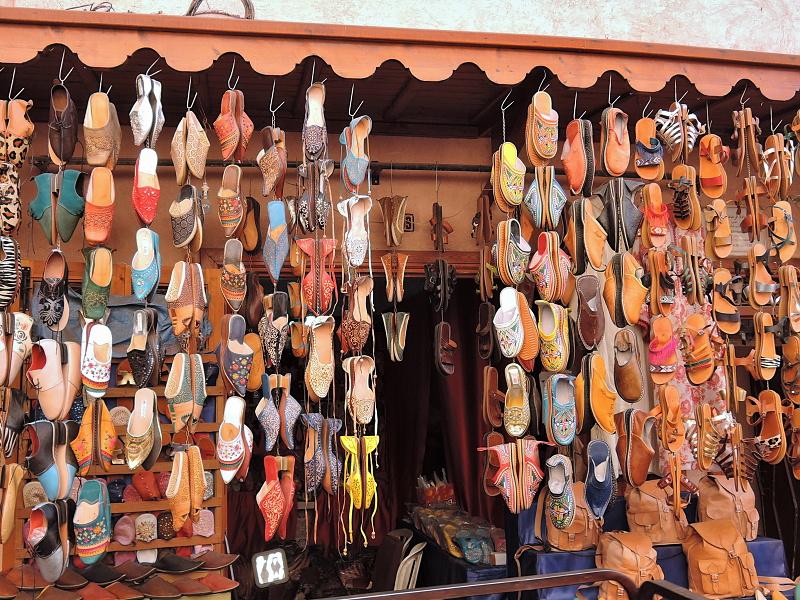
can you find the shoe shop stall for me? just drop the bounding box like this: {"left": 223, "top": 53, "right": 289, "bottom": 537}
{"left": 1, "top": 6, "right": 800, "bottom": 600}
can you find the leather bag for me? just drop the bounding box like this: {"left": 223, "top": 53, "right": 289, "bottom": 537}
{"left": 625, "top": 479, "right": 688, "bottom": 544}
{"left": 596, "top": 531, "right": 664, "bottom": 600}
{"left": 696, "top": 473, "right": 759, "bottom": 541}
{"left": 535, "top": 481, "right": 600, "bottom": 551}
{"left": 682, "top": 519, "right": 758, "bottom": 599}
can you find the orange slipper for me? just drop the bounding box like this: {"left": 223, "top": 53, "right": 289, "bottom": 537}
{"left": 517, "top": 292, "right": 540, "bottom": 362}
{"left": 84, "top": 167, "right": 115, "bottom": 246}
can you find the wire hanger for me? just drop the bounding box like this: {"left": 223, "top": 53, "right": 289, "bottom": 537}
{"left": 226, "top": 57, "right": 239, "bottom": 90}
{"left": 56, "top": 49, "right": 75, "bottom": 84}
{"left": 673, "top": 80, "right": 688, "bottom": 106}
{"left": 536, "top": 70, "right": 550, "bottom": 94}
{"left": 7, "top": 67, "right": 23, "bottom": 101}
{"left": 268, "top": 80, "right": 284, "bottom": 129}
{"left": 705, "top": 101, "right": 712, "bottom": 134}
{"left": 97, "top": 72, "right": 112, "bottom": 96}
{"left": 768, "top": 105, "right": 783, "bottom": 135}
{"left": 309, "top": 59, "right": 327, "bottom": 86}
{"left": 573, "top": 91, "right": 586, "bottom": 120}
{"left": 500, "top": 89, "right": 514, "bottom": 143}
{"left": 608, "top": 74, "right": 621, "bottom": 107}
{"left": 186, "top": 76, "right": 197, "bottom": 110}
{"left": 739, "top": 83, "right": 750, "bottom": 108}
{"left": 144, "top": 56, "right": 162, "bottom": 79}
{"left": 642, "top": 96, "right": 653, "bottom": 119}
{"left": 348, "top": 84, "right": 364, "bottom": 119}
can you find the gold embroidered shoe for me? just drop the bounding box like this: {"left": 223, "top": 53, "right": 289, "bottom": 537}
{"left": 503, "top": 363, "right": 530, "bottom": 438}
{"left": 305, "top": 316, "right": 335, "bottom": 401}
{"left": 535, "top": 300, "right": 569, "bottom": 372}
{"left": 125, "top": 388, "right": 156, "bottom": 470}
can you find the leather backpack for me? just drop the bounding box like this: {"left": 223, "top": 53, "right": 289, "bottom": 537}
{"left": 683, "top": 520, "right": 758, "bottom": 599}
{"left": 596, "top": 531, "right": 664, "bottom": 600}
{"left": 625, "top": 479, "right": 688, "bottom": 544}
{"left": 696, "top": 473, "right": 759, "bottom": 541}
{"left": 535, "top": 481, "right": 600, "bottom": 551}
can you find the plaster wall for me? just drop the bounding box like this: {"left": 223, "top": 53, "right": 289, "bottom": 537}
{"left": 2, "top": 0, "right": 799, "bottom": 56}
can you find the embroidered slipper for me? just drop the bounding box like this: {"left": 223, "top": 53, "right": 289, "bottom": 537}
{"left": 703, "top": 198, "right": 733, "bottom": 259}
{"left": 525, "top": 90, "right": 558, "bottom": 167}
{"left": 493, "top": 286, "right": 523, "bottom": 359}
{"left": 543, "top": 372, "right": 577, "bottom": 445}
{"left": 233, "top": 89, "right": 254, "bottom": 162}
{"left": 264, "top": 200, "right": 289, "bottom": 283}
{"left": 748, "top": 242, "right": 778, "bottom": 308}
{"left": 131, "top": 228, "right": 161, "bottom": 302}
{"left": 528, "top": 231, "right": 558, "bottom": 302}
{"left": 343, "top": 355, "right": 375, "bottom": 425}
{"left": 768, "top": 200, "right": 796, "bottom": 264}
{"left": 669, "top": 164, "right": 700, "bottom": 231}
{"left": 302, "top": 82, "right": 327, "bottom": 161}
{"left": 80, "top": 322, "right": 112, "bottom": 398}
{"left": 681, "top": 313, "right": 715, "bottom": 386}
{"left": 634, "top": 116, "right": 664, "bottom": 181}
{"left": 780, "top": 265, "right": 800, "bottom": 334}
{"left": 38, "top": 249, "right": 69, "bottom": 333}
{"left": 74, "top": 479, "right": 111, "bottom": 565}
{"left": 498, "top": 142, "right": 525, "bottom": 208}
{"left": 482, "top": 366, "right": 504, "bottom": 429}
{"left": 516, "top": 291, "right": 540, "bottom": 362}
{"left": 257, "top": 456, "right": 285, "bottom": 542}
{"left": 641, "top": 182, "right": 668, "bottom": 248}
{"left": 217, "top": 164, "right": 244, "bottom": 238}
{"left": 648, "top": 315, "right": 677, "bottom": 385}
{"left": 220, "top": 238, "right": 246, "bottom": 313}
{"left": 217, "top": 396, "right": 246, "bottom": 485}
{"left": 132, "top": 148, "right": 160, "bottom": 226}
{"left": 165, "top": 450, "right": 190, "bottom": 530}
{"left": 84, "top": 167, "right": 115, "bottom": 246}
{"left": 754, "top": 311, "right": 781, "bottom": 381}
{"left": 712, "top": 268, "right": 741, "bottom": 335}
{"left": 503, "top": 363, "right": 529, "bottom": 438}
{"left": 697, "top": 133, "right": 729, "bottom": 198}
{"left": 535, "top": 300, "right": 569, "bottom": 373}
{"left": 213, "top": 90, "right": 239, "bottom": 162}
{"left": 218, "top": 314, "right": 253, "bottom": 396}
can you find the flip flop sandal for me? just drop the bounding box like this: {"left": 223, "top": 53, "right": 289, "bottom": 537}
{"left": 642, "top": 183, "right": 668, "bottom": 248}
{"left": 712, "top": 268, "right": 741, "bottom": 335}
{"left": 749, "top": 390, "right": 786, "bottom": 465}
{"left": 482, "top": 365, "right": 505, "bottom": 429}
{"left": 748, "top": 242, "right": 779, "bottom": 308}
{"left": 703, "top": 198, "right": 733, "bottom": 259}
{"left": 779, "top": 265, "right": 800, "bottom": 333}
{"left": 698, "top": 133, "right": 729, "bottom": 198}
{"left": 753, "top": 311, "right": 781, "bottom": 381}
{"left": 681, "top": 314, "right": 715, "bottom": 386}
{"left": 782, "top": 335, "right": 800, "bottom": 404}
{"left": 634, "top": 116, "right": 665, "bottom": 181}
{"left": 768, "top": 200, "right": 796, "bottom": 264}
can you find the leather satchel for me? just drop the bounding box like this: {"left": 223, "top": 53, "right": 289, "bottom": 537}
{"left": 683, "top": 519, "right": 758, "bottom": 599}
{"left": 596, "top": 531, "right": 664, "bottom": 600}
{"left": 534, "top": 481, "right": 600, "bottom": 552}
{"left": 625, "top": 479, "right": 688, "bottom": 544}
{"left": 696, "top": 473, "right": 759, "bottom": 541}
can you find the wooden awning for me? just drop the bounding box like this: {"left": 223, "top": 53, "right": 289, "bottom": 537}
{"left": 2, "top": 8, "right": 800, "bottom": 101}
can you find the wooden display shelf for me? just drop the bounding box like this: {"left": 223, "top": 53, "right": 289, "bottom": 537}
{"left": 113, "top": 422, "right": 219, "bottom": 436}
{"left": 14, "top": 534, "right": 225, "bottom": 558}
{"left": 85, "top": 459, "right": 220, "bottom": 476}
{"left": 16, "top": 497, "right": 224, "bottom": 519}
{"left": 102, "top": 385, "right": 226, "bottom": 399}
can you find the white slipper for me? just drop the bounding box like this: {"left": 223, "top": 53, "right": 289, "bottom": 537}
{"left": 493, "top": 286, "right": 524, "bottom": 358}
{"left": 217, "top": 396, "right": 246, "bottom": 484}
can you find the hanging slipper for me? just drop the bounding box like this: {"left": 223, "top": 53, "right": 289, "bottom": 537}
{"left": 753, "top": 311, "right": 781, "bottom": 381}
{"left": 213, "top": 90, "right": 239, "bottom": 161}
{"left": 498, "top": 142, "right": 525, "bottom": 208}
{"left": 132, "top": 148, "right": 160, "bottom": 226}
{"left": 217, "top": 396, "right": 247, "bottom": 485}
{"left": 220, "top": 238, "right": 246, "bottom": 313}
{"left": 434, "top": 321, "right": 457, "bottom": 376}
{"left": 503, "top": 363, "right": 529, "bottom": 438}
{"left": 493, "top": 287, "right": 523, "bottom": 359}
{"left": 476, "top": 302, "right": 495, "bottom": 361}
{"left": 697, "top": 133, "right": 729, "bottom": 198}
{"left": 561, "top": 118, "right": 594, "bottom": 197}
{"left": 233, "top": 89, "right": 254, "bottom": 162}
{"left": 525, "top": 90, "right": 558, "bottom": 167}
{"left": 712, "top": 268, "right": 741, "bottom": 335}
{"left": 779, "top": 265, "right": 800, "bottom": 334}
{"left": 165, "top": 450, "right": 190, "bottom": 531}
{"left": 84, "top": 167, "right": 115, "bottom": 246}
{"left": 747, "top": 242, "right": 779, "bottom": 308}
{"left": 648, "top": 315, "right": 677, "bottom": 385}
{"left": 703, "top": 198, "right": 733, "bottom": 259}
{"left": 217, "top": 164, "right": 244, "bottom": 238}
{"left": 634, "top": 116, "right": 664, "bottom": 181}
{"left": 600, "top": 107, "right": 630, "bottom": 177}
{"left": 516, "top": 292, "right": 540, "bottom": 363}
{"left": 768, "top": 200, "right": 796, "bottom": 264}
{"left": 681, "top": 313, "right": 715, "bottom": 386}
{"left": 263, "top": 200, "right": 289, "bottom": 283}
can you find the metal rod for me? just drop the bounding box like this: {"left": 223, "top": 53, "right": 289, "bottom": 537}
{"left": 31, "top": 156, "right": 639, "bottom": 179}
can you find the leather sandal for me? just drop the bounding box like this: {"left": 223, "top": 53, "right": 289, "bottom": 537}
{"left": 482, "top": 366, "right": 504, "bottom": 429}
{"left": 634, "top": 116, "right": 664, "bottom": 181}
{"left": 680, "top": 313, "right": 715, "bottom": 385}
{"left": 476, "top": 302, "right": 496, "bottom": 361}
{"left": 712, "top": 267, "right": 741, "bottom": 335}
{"left": 652, "top": 383, "right": 684, "bottom": 453}
{"left": 649, "top": 315, "right": 677, "bottom": 385}
{"left": 434, "top": 321, "right": 457, "bottom": 376}
{"left": 739, "top": 176, "right": 767, "bottom": 242}
{"left": 779, "top": 265, "right": 800, "bottom": 333}
{"left": 669, "top": 164, "right": 700, "bottom": 231}
{"left": 703, "top": 198, "right": 733, "bottom": 259}
{"left": 748, "top": 242, "right": 779, "bottom": 308}
{"left": 753, "top": 311, "right": 781, "bottom": 381}
{"left": 768, "top": 200, "right": 796, "bottom": 264}
{"left": 748, "top": 390, "right": 786, "bottom": 465}
{"left": 613, "top": 328, "right": 643, "bottom": 403}
{"left": 697, "top": 133, "right": 729, "bottom": 198}
{"left": 694, "top": 402, "right": 726, "bottom": 471}
{"left": 782, "top": 335, "right": 800, "bottom": 404}
{"left": 641, "top": 183, "right": 668, "bottom": 248}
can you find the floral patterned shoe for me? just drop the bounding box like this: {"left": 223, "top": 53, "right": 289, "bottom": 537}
{"left": 263, "top": 200, "right": 289, "bottom": 283}
{"left": 217, "top": 164, "right": 244, "bottom": 238}
{"left": 535, "top": 300, "right": 570, "bottom": 372}
{"left": 302, "top": 82, "right": 327, "bottom": 161}
{"left": 80, "top": 322, "right": 112, "bottom": 398}
{"left": 301, "top": 413, "right": 325, "bottom": 493}
{"left": 492, "top": 286, "right": 523, "bottom": 359}
{"left": 545, "top": 454, "right": 575, "bottom": 529}
{"left": 503, "top": 363, "right": 529, "bottom": 438}
{"left": 217, "top": 396, "right": 246, "bottom": 485}
{"left": 257, "top": 456, "right": 285, "bottom": 542}
{"left": 81, "top": 246, "right": 113, "bottom": 321}
{"left": 164, "top": 353, "right": 193, "bottom": 433}
{"left": 220, "top": 238, "right": 246, "bottom": 313}
{"left": 218, "top": 314, "right": 253, "bottom": 397}
{"left": 259, "top": 291, "right": 289, "bottom": 370}
{"left": 321, "top": 417, "right": 342, "bottom": 495}
{"left": 131, "top": 228, "right": 161, "bottom": 301}
{"left": 543, "top": 373, "right": 577, "bottom": 446}
{"left": 74, "top": 479, "right": 111, "bottom": 565}
{"left": 256, "top": 374, "right": 280, "bottom": 452}
{"left": 338, "top": 195, "right": 372, "bottom": 267}
{"left": 477, "top": 441, "right": 518, "bottom": 513}
{"left": 278, "top": 374, "right": 302, "bottom": 450}
{"left": 304, "top": 316, "right": 335, "bottom": 400}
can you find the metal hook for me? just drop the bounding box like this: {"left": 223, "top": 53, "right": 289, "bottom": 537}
{"left": 768, "top": 107, "right": 783, "bottom": 135}
{"left": 57, "top": 49, "right": 74, "bottom": 84}
{"left": 608, "top": 74, "right": 621, "bottom": 107}
{"left": 536, "top": 70, "right": 550, "bottom": 94}
{"left": 268, "top": 80, "right": 284, "bottom": 129}
{"left": 186, "top": 76, "right": 197, "bottom": 110}
{"left": 7, "top": 67, "right": 23, "bottom": 101}
{"left": 739, "top": 83, "right": 750, "bottom": 107}
{"left": 572, "top": 91, "right": 586, "bottom": 120}
{"left": 500, "top": 88, "right": 514, "bottom": 143}
{"left": 348, "top": 84, "right": 364, "bottom": 119}
{"left": 144, "top": 56, "right": 162, "bottom": 78}
{"left": 227, "top": 57, "right": 239, "bottom": 90}
{"left": 642, "top": 96, "right": 653, "bottom": 119}
{"left": 705, "top": 101, "right": 712, "bottom": 134}
{"left": 310, "top": 59, "right": 316, "bottom": 85}
{"left": 96, "top": 71, "right": 111, "bottom": 95}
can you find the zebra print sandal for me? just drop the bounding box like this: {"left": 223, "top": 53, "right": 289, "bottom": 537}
{"left": 0, "top": 388, "right": 25, "bottom": 458}
{"left": 0, "top": 236, "right": 19, "bottom": 310}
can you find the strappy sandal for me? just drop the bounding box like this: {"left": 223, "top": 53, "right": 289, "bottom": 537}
{"left": 788, "top": 410, "right": 800, "bottom": 480}
{"left": 712, "top": 268, "right": 741, "bottom": 335}
{"left": 482, "top": 366, "right": 504, "bottom": 429}
{"left": 698, "top": 133, "right": 729, "bottom": 198}
{"left": 747, "top": 390, "right": 786, "bottom": 465}
{"left": 782, "top": 335, "right": 800, "bottom": 404}
{"left": 694, "top": 403, "right": 727, "bottom": 470}
{"left": 738, "top": 176, "right": 767, "bottom": 242}
{"left": 703, "top": 198, "right": 733, "bottom": 259}
{"left": 648, "top": 315, "right": 677, "bottom": 384}
{"left": 669, "top": 165, "right": 700, "bottom": 230}
{"left": 679, "top": 236, "right": 703, "bottom": 306}
{"left": 634, "top": 116, "right": 665, "bottom": 181}
{"left": 655, "top": 102, "right": 684, "bottom": 162}
{"left": 715, "top": 422, "right": 760, "bottom": 490}
{"left": 768, "top": 200, "right": 796, "bottom": 264}
{"left": 657, "top": 465, "right": 698, "bottom": 517}
{"left": 641, "top": 183, "right": 668, "bottom": 248}
{"left": 476, "top": 302, "right": 495, "bottom": 361}
{"left": 652, "top": 383, "right": 684, "bottom": 453}
{"left": 748, "top": 242, "right": 779, "bottom": 308}
{"left": 645, "top": 249, "right": 675, "bottom": 316}
{"left": 779, "top": 265, "right": 800, "bottom": 333}
{"left": 762, "top": 133, "right": 784, "bottom": 198}
{"left": 753, "top": 311, "right": 781, "bottom": 381}
{"left": 680, "top": 313, "right": 715, "bottom": 385}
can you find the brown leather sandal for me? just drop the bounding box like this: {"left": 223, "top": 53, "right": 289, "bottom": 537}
{"left": 712, "top": 268, "right": 741, "bottom": 335}
{"left": 482, "top": 366, "right": 504, "bottom": 429}
{"left": 681, "top": 314, "right": 715, "bottom": 385}
{"left": 747, "top": 390, "right": 786, "bottom": 465}
{"left": 753, "top": 311, "right": 781, "bottom": 381}
{"left": 782, "top": 335, "right": 800, "bottom": 404}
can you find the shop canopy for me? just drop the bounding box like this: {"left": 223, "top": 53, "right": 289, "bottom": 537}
{"left": 2, "top": 8, "right": 799, "bottom": 142}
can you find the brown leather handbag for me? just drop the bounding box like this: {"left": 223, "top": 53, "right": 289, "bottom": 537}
{"left": 696, "top": 473, "right": 759, "bottom": 541}
{"left": 535, "top": 481, "right": 600, "bottom": 551}
{"left": 625, "top": 479, "right": 688, "bottom": 544}
{"left": 683, "top": 520, "right": 758, "bottom": 599}
{"left": 596, "top": 531, "right": 664, "bottom": 600}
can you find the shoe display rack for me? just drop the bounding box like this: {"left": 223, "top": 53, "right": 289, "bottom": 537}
{"left": 0, "top": 260, "right": 229, "bottom": 571}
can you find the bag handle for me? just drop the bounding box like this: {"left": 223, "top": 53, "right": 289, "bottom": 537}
{"left": 513, "top": 544, "right": 545, "bottom": 600}
{"left": 758, "top": 576, "right": 800, "bottom": 593}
